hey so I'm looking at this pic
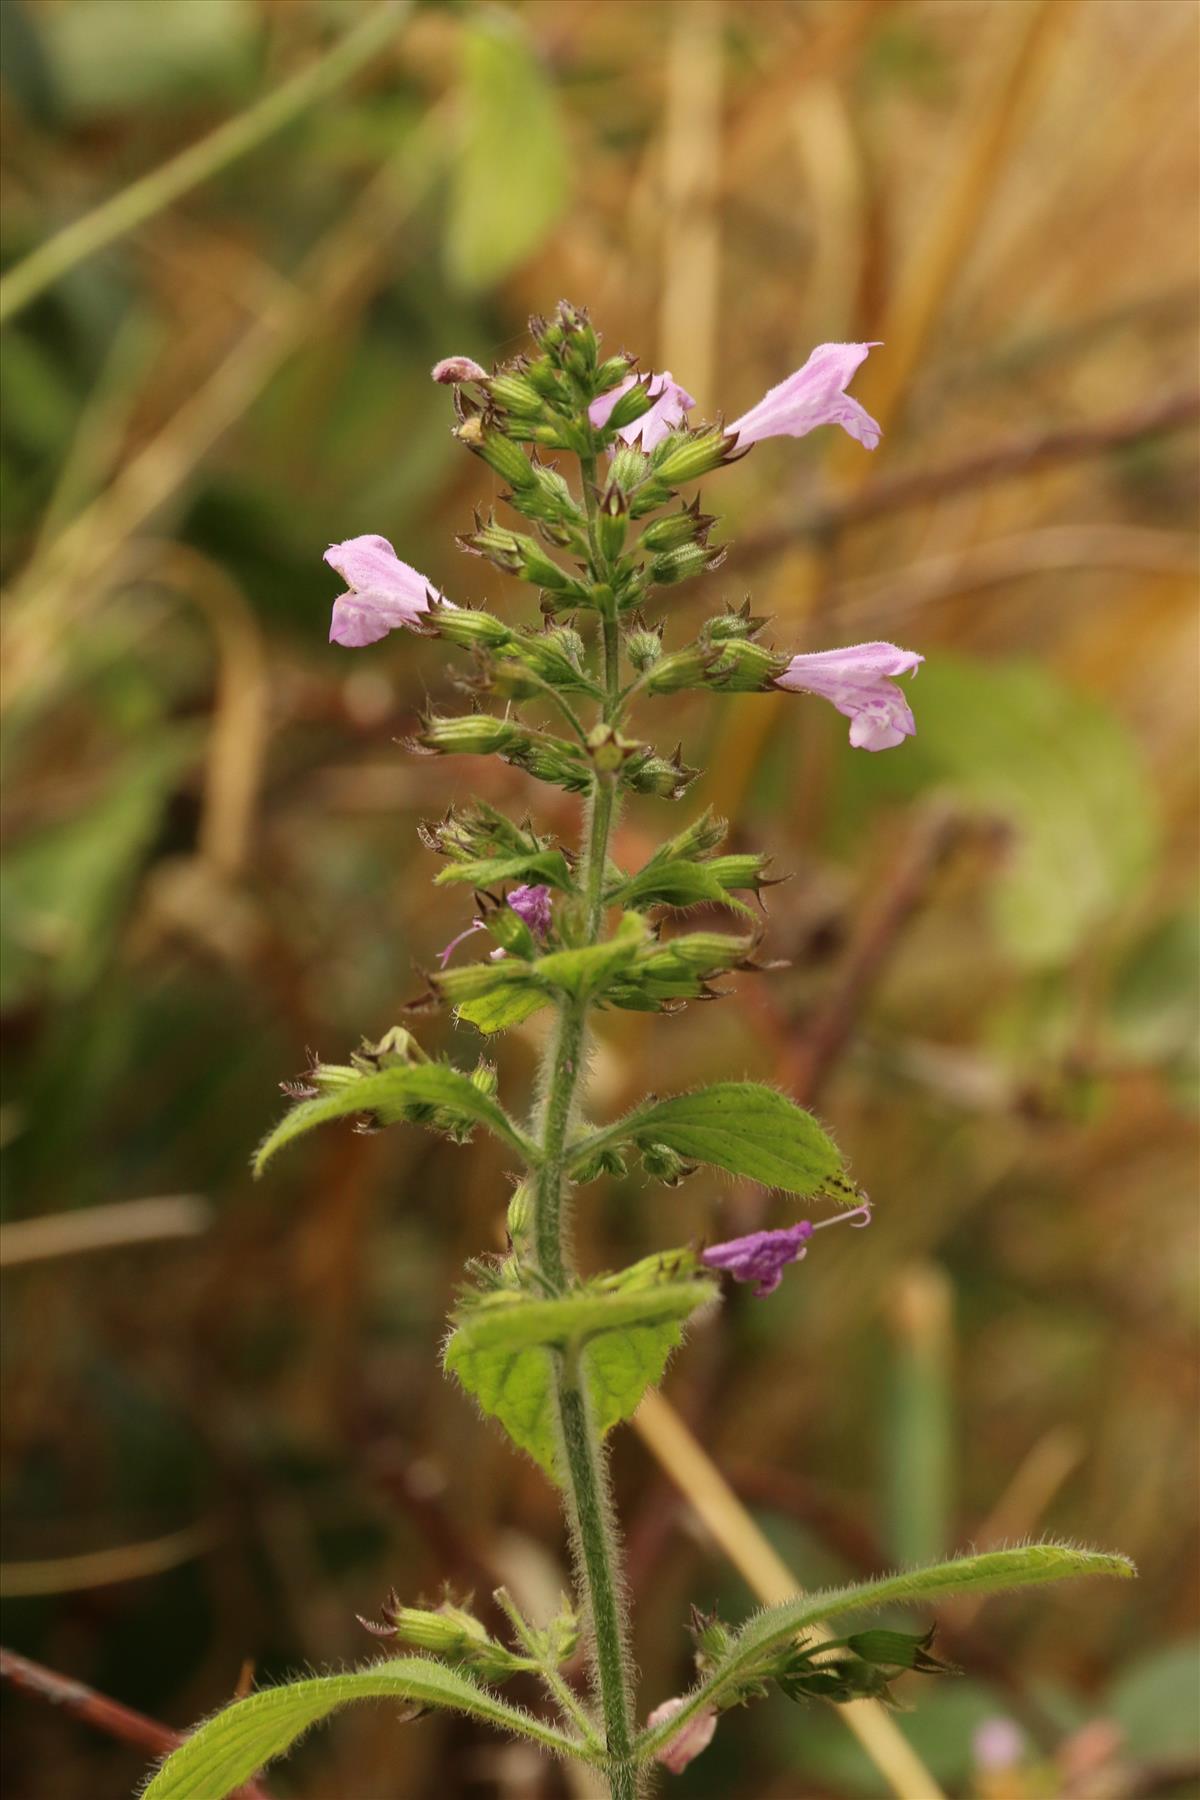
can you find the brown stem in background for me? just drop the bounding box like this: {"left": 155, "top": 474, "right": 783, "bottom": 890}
{"left": 738, "top": 389, "right": 1200, "bottom": 562}
{"left": 0, "top": 1647, "right": 272, "bottom": 1800}
{"left": 783, "top": 805, "right": 974, "bottom": 1108}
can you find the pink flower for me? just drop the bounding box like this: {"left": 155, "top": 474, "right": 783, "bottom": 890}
{"left": 701, "top": 1221, "right": 813, "bottom": 1297}
{"left": 702, "top": 1204, "right": 872, "bottom": 1298}
{"left": 325, "top": 536, "right": 452, "bottom": 648}
{"left": 506, "top": 883, "right": 553, "bottom": 935}
{"left": 431, "top": 356, "right": 488, "bottom": 384}
{"left": 774, "top": 642, "right": 923, "bottom": 751}
{"left": 439, "top": 885, "right": 553, "bottom": 969}
{"left": 646, "top": 1698, "right": 717, "bottom": 1775}
{"left": 728, "top": 343, "right": 882, "bottom": 451}
{"left": 589, "top": 370, "right": 696, "bottom": 451}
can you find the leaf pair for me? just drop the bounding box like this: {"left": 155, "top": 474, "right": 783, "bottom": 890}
{"left": 142, "top": 1546, "right": 1135, "bottom": 1800}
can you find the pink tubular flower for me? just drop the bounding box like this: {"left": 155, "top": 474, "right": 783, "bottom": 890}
{"left": 774, "top": 641, "right": 923, "bottom": 751}
{"left": 589, "top": 370, "right": 696, "bottom": 451}
{"left": 506, "top": 883, "right": 553, "bottom": 935}
{"left": 431, "top": 355, "right": 488, "bottom": 384}
{"left": 728, "top": 342, "right": 882, "bottom": 451}
{"left": 702, "top": 1203, "right": 872, "bottom": 1298}
{"left": 325, "top": 536, "right": 452, "bottom": 648}
{"left": 646, "top": 1698, "right": 717, "bottom": 1775}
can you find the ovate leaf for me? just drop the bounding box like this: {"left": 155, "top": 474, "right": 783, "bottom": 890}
{"left": 142, "top": 1657, "right": 580, "bottom": 1799}
{"left": 572, "top": 1082, "right": 857, "bottom": 1200}
{"left": 447, "top": 15, "right": 570, "bottom": 292}
{"left": 254, "top": 1063, "right": 535, "bottom": 1175}
{"left": 445, "top": 1273, "right": 717, "bottom": 1479}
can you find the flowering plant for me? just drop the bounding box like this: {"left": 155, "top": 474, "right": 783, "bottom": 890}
{"left": 145, "top": 305, "right": 1131, "bottom": 1800}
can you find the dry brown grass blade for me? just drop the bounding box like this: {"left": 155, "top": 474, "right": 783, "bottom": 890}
{"left": 632, "top": 1388, "right": 948, "bottom": 1800}
{"left": 0, "top": 1525, "right": 214, "bottom": 1598}
{"left": 657, "top": 0, "right": 724, "bottom": 401}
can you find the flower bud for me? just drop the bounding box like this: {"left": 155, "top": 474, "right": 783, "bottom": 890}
{"left": 433, "top": 606, "right": 514, "bottom": 652}
{"left": 483, "top": 903, "right": 536, "bottom": 959}
{"left": 640, "top": 502, "right": 715, "bottom": 552}
{"left": 605, "top": 377, "right": 654, "bottom": 432}
{"left": 705, "top": 638, "right": 790, "bottom": 691}
{"left": 508, "top": 734, "right": 591, "bottom": 792}
{"left": 432, "top": 356, "right": 488, "bottom": 385}
{"left": 518, "top": 536, "right": 580, "bottom": 594}
{"left": 643, "top": 643, "right": 721, "bottom": 694}
{"left": 623, "top": 745, "right": 699, "bottom": 800}
{"left": 506, "top": 1181, "right": 534, "bottom": 1246}
{"left": 462, "top": 424, "right": 537, "bottom": 491}
{"left": 703, "top": 599, "right": 768, "bottom": 642}
{"left": 653, "top": 427, "right": 740, "bottom": 485}
{"left": 487, "top": 372, "right": 546, "bottom": 417}
{"left": 597, "top": 485, "right": 629, "bottom": 561}
{"left": 587, "top": 723, "right": 640, "bottom": 774}
{"left": 469, "top": 1060, "right": 500, "bottom": 1098}
{"left": 649, "top": 542, "right": 726, "bottom": 586}
{"left": 625, "top": 629, "right": 663, "bottom": 672}
{"left": 525, "top": 463, "right": 581, "bottom": 527}
{"left": 594, "top": 355, "right": 634, "bottom": 395}
{"left": 417, "top": 713, "right": 523, "bottom": 757}
{"left": 457, "top": 518, "right": 524, "bottom": 574}
{"left": 640, "top": 1141, "right": 697, "bottom": 1186}
{"left": 609, "top": 444, "right": 650, "bottom": 491}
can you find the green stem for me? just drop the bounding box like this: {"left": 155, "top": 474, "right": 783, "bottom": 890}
{"left": 527, "top": 437, "right": 640, "bottom": 1795}
{"left": 0, "top": 4, "right": 402, "bottom": 325}
{"left": 558, "top": 1362, "right": 637, "bottom": 1800}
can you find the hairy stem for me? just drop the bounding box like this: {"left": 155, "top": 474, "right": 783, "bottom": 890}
{"left": 527, "top": 448, "right": 640, "bottom": 1793}
{"left": 558, "top": 1362, "right": 637, "bottom": 1799}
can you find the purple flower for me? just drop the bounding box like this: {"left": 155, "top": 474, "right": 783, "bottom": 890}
{"left": 774, "top": 642, "right": 923, "bottom": 751}
{"left": 438, "top": 885, "right": 553, "bottom": 969}
{"left": 589, "top": 370, "right": 696, "bottom": 451}
{"left": 431, "top": 355, "right": 488, "bottom": 384}
{"left": 701, "top": 1221, "right": 814, "bottom": 1297}
{"left": 702, "top": 1203, "right": 872, "bottom": 1298}
{"left": 728, "top": 342, "right": 882, "bottom": 450}
{"left": 325, "top": 535, "right": 452, "bottom": 648}
{"left": 506, "top": 883, "right": 553, "bottom": 936}
{"left": 646, "top": 1698, "right": 717, "bottom": 1775}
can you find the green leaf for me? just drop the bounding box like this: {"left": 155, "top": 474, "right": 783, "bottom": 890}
{"left": 434, "top": 849, "right": 574, "bottom": 891}
{"left": 142, "top": 1657, "right": 583, "bottom": 1799}
{"left": 533, "top": 910, "right": 649, "bottom": 999}
{"left": 253, "top": 1064, "right": 535, "bottom": 1176}
{"left": 613, "top": 858, "right": 755, "bottom": 916}
{"left": 447, "top": 14, "right": 570, "bottom": 292}
{"left": 457, "top": 986, "right": 552, "bottom": 1035}
{"left": 636, "top": 1545, "right": 1136, "bottom": 1764}
{"left": 571, "top": 1082, "right": 857, "bottom": 1200}
{"left": 445, "top": 1273, "right": 717, "bottom": 1479}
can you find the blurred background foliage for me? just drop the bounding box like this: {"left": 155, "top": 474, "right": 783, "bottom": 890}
{"left": 1, "top": 1, "right": 1197, "bottom": 1796}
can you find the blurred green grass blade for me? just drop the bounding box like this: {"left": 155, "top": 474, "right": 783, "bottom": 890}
{"left": 834, "top": 656, "right": 1160, "bottom": 968}
{"left": 0, "top": 2, "right": 404, "bottom": 324}
{"left": 446, "top": 12, "right": 570, "bottom": 292}
{"left": 141, "top": 1657, "right": 584, "bottom": 1799}
{"left": 884, "top": 1264, "right": 954, "bottom": 1567}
